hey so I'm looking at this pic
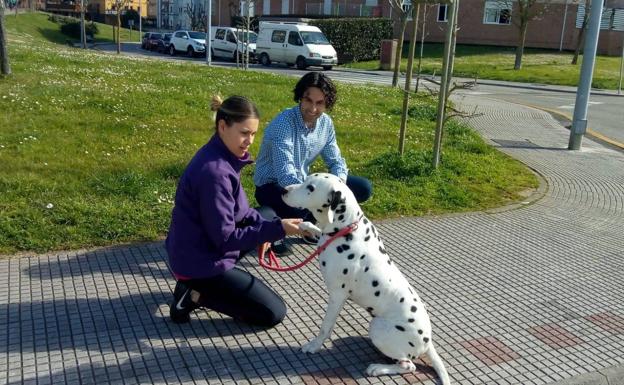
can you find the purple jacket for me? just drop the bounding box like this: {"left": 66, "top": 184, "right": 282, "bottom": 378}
{"left": 166, "top": 134, "right": 285, "bottom": 279}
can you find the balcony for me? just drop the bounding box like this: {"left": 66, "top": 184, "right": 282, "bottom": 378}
{"left": 46, "top": 0, "right": 80, "bottom": 12}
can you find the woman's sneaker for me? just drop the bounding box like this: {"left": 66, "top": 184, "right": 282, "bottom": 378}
{"left": 270, "top": 239, "right": 292, "bottom": 256}
{"left": 170, "top": 281, "right": 199, "bottom": 324}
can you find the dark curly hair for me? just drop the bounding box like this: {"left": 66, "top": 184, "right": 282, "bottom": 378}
{"left": 293, "top": 72, "right": 337, "bottom": 111}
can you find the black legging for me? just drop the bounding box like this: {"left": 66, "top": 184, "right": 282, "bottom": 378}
{"left": 181, "top": 206, "right": 286, "bottom": 328}
{"left": 183, "top": 267, "right": 286, "bottom": 328}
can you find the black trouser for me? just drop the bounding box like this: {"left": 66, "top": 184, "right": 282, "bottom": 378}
{"left": 179, "top": 206, "right": 286, "bottom": 328}
{"left": 182, "top": 267, "right": 286, "bottom": 328}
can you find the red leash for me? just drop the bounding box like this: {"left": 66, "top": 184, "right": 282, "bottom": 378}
{"left": 258, "top": 220, "right": 360, "bottom": 272}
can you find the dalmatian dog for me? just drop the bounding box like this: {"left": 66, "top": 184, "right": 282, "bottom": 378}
{"left": 282, "top": 173, "right": 451, "bottom": 383}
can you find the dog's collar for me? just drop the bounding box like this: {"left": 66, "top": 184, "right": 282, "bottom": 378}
{"left": 322, "top": 215, "right": 364, "bottom": 237}
{"left": 258, "top": 216, "right": 361, "bottom": 272}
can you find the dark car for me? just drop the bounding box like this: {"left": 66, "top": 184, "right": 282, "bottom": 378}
{"left": 147, "top": 33, "right": 164, "bottom": 51}
{"left": 141, "top": 32, "right": 162, "bottom": 50}
{"left": 156, "top": 33, "right": 172, "bottom": 53}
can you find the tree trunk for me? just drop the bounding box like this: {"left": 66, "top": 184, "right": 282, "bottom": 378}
{"left": 514, "top": 21, "right": 528, "bottom": 70}
{"left": 572, "top": 4, "right": 589, "bottom": 65}
{"left": 80, "top": 1, "right": 86, "bottom": 49}
{"left": 398, "top": 5, "right": 420, "bottom": 155}
{"left": 0, "top": 0, "right": 11, "bottom": 75}
{"left": 391, "top": 13, "right": 408, "bottom": 88}
{"left": 415, "top": 5, "right": 429, "bottom": 93}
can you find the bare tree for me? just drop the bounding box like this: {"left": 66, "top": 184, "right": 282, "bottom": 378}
{"left": 388, "top": 0, "right": 412, "bottom": 87}
{"left": 415, "top": 4, "right": 433, "bottom": 93}
{"left": 229, "top": 0, "right": 256, "bottom": 70}
{"left": 503, "top": 0, "right": 553, "bottom": 70}
{"left": 185, "top": 1, "right": 206, "bottom": 31}
{"left": 572, "top": 0, "right": 589, "bottom": 65}
{"left": 111, "top": 0, "right": 132, "bottom": 54}
{"left": 0, "top": 0, "right": 10, "bottom": 75}
{"left": 79, "top": 0, "right": 91, "bottom": 48}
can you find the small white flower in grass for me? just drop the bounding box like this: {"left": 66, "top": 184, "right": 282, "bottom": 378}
{"left": 44, "top": 162, "right": 48, "bottom": 166}
{"left": 46, "top": 203, "right": 54, "bottom": 209}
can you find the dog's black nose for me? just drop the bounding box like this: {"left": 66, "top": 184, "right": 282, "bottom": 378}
{"left": 280, "top": 188, "right": 288, "bottom": 196}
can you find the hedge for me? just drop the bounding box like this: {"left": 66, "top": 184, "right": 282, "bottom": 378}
{"left": 309, "top": 18, "right": 393, "bottom": 63}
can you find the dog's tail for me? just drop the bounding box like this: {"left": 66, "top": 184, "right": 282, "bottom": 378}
{"left": 425, "top": 342, "right": 451, "bottom": 385}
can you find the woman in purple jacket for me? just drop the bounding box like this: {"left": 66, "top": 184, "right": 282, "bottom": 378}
{"left": 166, "top": 95, "right": 304, "bottom": 327}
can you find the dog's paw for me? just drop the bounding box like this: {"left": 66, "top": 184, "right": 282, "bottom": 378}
{"left": 366, "top": 362, "right": 415, "bottom": 376}
{"left": 299, "top": 222, "right": 322, "bottom": 237}
{"left": 366, "top": 364, "right": 388, "bottom": 376}
{"left": 301, "top": 338, "right": 324, "bottom": 354}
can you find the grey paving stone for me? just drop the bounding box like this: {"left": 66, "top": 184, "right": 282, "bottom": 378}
{"left": 1, "top": 93, "right": 623, "bottom": 385}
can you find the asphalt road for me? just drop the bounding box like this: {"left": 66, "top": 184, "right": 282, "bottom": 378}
{"left": 95, "top": 42, "right": 624, "bottom": 149}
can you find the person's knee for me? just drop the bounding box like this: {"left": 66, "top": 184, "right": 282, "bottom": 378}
{"left": 347, "top": 175, "right": 373, "bottom": 203}
{"left": 266, "top": 300, "right": 287, "bottom": 327}
{"left": 252, "top": 299, "right": 287, "bottom": 328}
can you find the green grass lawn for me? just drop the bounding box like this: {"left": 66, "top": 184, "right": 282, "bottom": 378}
{"left": 6, "top": 10, "right": 140, "bottom": 45}
{"left": 345, "top": 43, "right": 622, "bottom": 90}
{"left": 0, "top": 12, "right": 538, "bottom": 254}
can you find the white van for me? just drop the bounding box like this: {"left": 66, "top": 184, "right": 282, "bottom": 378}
{"left": 256, "top": 22, "right": 338, "bottom": 70}
{"left": 209, "top": 26, "right": 257, "bottom": 61}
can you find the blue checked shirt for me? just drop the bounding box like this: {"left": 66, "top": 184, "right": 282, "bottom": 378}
{"left": 254, "top": 105, "right": 348, "bottom": 188}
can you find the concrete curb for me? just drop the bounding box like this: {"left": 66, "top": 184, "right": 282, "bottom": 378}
{"left": 512, "top": 103, "right": 624, "bottom": 151}
{"left": 550, "top": 363, "right": 624, "bottom": 385}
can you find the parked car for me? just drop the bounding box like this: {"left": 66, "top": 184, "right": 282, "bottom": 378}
{"left": 209, "top": 26, "right": 257, "bottom": 62}
{"left": 256, "top": 22, "right": 337, "bottom": 70}
{"left": 145, "top": 33, "right": 163, "bottom": 51}
{"left": 156, "top": 33, "right": 172, "bottom": 53}
{"left": 141, "top": 32, "right": 162, "bottom": 50}
{"left": 169, "top": 30, "right": 207, "bottom": 57}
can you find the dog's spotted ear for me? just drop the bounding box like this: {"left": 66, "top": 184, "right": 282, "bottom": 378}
{"left": 324, "top": 190, "right": 342, "bottom": 224}
{"left": 329, "top": 190, "right": 342, "bottom": 211}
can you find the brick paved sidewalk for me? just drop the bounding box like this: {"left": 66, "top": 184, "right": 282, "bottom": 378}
{"left": 1, "top": 96, "right": 623, "bottom": 385}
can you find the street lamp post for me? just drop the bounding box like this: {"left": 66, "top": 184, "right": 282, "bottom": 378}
{"left": 138, "top": 0, "right": 142, "bottom": 42}
{"left": 206, "top": 0, "right": 211, "bottom": 66}
{"left": 568, "top": 0, "right": 604, "bottom": 150}
{"left": 618, "top": 35, "right": 623, "bottom": 95}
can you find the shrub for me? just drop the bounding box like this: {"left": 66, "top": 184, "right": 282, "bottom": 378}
{"left": 60, "top": 21, "right": 98, "bottom": 39}
{"left": 310, "top": 18, "right": 393, "bottom": 63}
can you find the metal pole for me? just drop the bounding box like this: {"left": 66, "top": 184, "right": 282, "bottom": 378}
{"left": 432, "top": 0, "right": 455, "bottom": 168}
{"left": 157, "top": 0, "right": 161, "bottom": 29}
{"left": 80, "top": 0, "right": 85, "bottom": 48}
{"left": 139, "top": 0, "right": 142, "bottom": 43}
{"left": 206, "top": 0, "right": 212, "bottom": 66}
{"left": 559, "top": 0, "right": 568, "bottom": 51}
{"left": 568, "top": 0, "right": 604, "bottom": 150}
{"left": 618, "top": 35, "right": 623, "bottom": 95}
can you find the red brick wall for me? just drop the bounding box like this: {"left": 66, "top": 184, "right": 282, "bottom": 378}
{"left": 394, "top": 2, "right": 623, "bottom": 56}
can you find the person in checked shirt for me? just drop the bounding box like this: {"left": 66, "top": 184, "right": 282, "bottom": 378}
{"left": 254, "top": 72, "right": 373, "bottom": 255}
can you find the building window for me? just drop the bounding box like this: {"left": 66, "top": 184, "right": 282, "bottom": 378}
{"left": 401, "top": 0, "right": 412, "bottom": 20}
{"left": 483, "top": 1, "right": 511, "bottom": 25}
{"left": 437, "top": 4, "right": 447, "bottom": 22}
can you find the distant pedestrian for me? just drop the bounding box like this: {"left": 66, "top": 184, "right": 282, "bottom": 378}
{"left": 254, "top": 72, "right": 372, "bottom": 255}
{"left": 166, "top": 95, "right": 304, "bottom": 327}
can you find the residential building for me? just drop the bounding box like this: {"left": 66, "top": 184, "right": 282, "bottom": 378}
{"left": 414, "top": 1, "right": 624, "bottom": 56}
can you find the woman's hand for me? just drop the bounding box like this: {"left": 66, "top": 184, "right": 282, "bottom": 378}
{"left": 281, "top": 218, "right": 304, "bottom": 236}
